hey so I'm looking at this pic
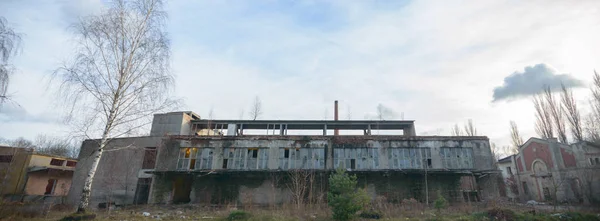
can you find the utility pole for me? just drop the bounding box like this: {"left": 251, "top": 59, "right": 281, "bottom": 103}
{"left": 424, "top": 158, "right": 429, "bottom": 206}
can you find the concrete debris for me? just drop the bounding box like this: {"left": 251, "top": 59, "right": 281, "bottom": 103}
{"left": 142, "top": 212, "right": 150, "bottom": 216}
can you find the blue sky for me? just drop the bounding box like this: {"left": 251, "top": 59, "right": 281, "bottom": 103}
{"left": 1, "top": 0, "right": 600, "bottom": 148}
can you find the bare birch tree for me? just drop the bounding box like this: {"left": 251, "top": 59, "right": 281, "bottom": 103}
{"left": 560, "top": 84, "right": 583, "bottom": 142}
{"left": 509, "top": 121, "right": 523, "bottom": 154}
{"left": 464, "top": 119, "right": 477, "bottom": 136}
{"left": 54, "top": 0, "right": 176, "bottom": 213}
{"left": 0, "top": 16, "right": 21, "bottom": 108}
{"left": 376, "top": 103, "right": 395, "bottom": 120}
{"left": 533, "top": 93, "right": 554, "bottom": 139}
{"left": 451, "top": 123, "right": 462, "bottom": 136}
{"left": 249, "top": 96, "right": 262, "bottom": 120}
{"left": 544, "top": 86, "right": 568, "bottom": 143}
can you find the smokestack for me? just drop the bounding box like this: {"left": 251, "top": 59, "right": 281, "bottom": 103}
{"left": 334, "top": 100, "right": 339, "bottom": 135}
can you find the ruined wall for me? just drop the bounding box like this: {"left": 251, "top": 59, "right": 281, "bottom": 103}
{"left": 149, "top": 136, "right": 498, "bottom": 205}
{"left": 67, "top": 137, "right": 163, "bottom": 207}
{"left": 0, "top": 147, "right": 32, "bottom": 195}
{"left": 24, "top": 170, "right": 73, "bottom": 196}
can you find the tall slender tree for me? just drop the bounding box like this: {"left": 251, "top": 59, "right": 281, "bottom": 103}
{"left": 560, "top": 84, "right": 583, "bottom": 142}
{"left": 54, "top": 0, "right": 176, "bottom": 213}
{"left": 509, "top": 121, "right": 523, "bottom": 154}
{"left": 464, "top": 119, "right": 477, "bottom": 136}
{"left": 249, "top": 96, "right": 262, "bottom": 120}
{"left": 544, "top": 86, "right": 568, "bottom": 143}
{"left": 533, "top": 93, "right": 554, "bottom": 139}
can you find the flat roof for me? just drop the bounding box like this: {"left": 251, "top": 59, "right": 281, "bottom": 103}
{"left": 191, "top": 120, "right": 415, "bottom": 130}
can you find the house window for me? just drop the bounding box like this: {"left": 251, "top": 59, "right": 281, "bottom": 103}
{"left": 50, "top": 159, "right": 65, "bottom": 166}
{"left": 45, "top": 179, "right": 57, "bottom": 195}
{"left": 591, "top": 158, "right": 595, "bottom": 166}
{"left": 507, "top": 167, "right": 513, "bottom": 175}
{"left": 66, "top": 161, "right": 77, "bottom": 167}
{"left": 0, "top": 155, "right": 13, "bottom": 163}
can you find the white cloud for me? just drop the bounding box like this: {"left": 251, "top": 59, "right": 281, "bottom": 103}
{"left": 1, "top": 0, "right": 600, "bottom": 149}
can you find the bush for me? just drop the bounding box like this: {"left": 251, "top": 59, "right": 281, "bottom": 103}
{"left": 328, "top": 168, "right": 370, "bottom": 221}
{"left": 226, "top": 210, "right": 251, "bottom": 221}
{"left": 433, "top": 191, "right": 447, "bottom": 211}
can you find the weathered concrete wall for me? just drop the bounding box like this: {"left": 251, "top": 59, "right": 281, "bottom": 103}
{"left": 149, "top": 136, "right": 498, "bottom": 205}
{"left": 150, "top": 112, "right": 196, "bottom": 136}
{"left": 67, "top": 137, "right": 163, "bottom": 207}
{"left": 24, "top": 170, "right": 73, "bottom": 196}
{"left": 0, "top": 146, "right": 33, "bottom": 195}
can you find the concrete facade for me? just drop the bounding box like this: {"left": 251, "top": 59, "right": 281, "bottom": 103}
{"left": 509, "top": 138, "right": 600, "bottom": 204}
{"left": 67, "top": 111, "right": 501, "bottom": 208}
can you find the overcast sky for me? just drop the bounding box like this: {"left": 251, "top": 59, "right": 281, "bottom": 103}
{"left": 1, "top": 0, "right": 600, "bottom": 148}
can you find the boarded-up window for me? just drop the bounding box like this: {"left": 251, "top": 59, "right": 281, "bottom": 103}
{"left": 387, "top": 148, "right": 431, "bottom": 169}
{"left": 279, "top": 148, "right": 325, "bottom": 169}
{"left": 142, "top": 147, "right": 157, "bottom": 169}
{"left": 334, "top": 148, "right": 380, "bottom": 170}
{"left": 440, "top": 147, "right": 473, "bottom": 169}
{"left": 0, "top": 155, "right": 13, "bottom": 163}
{"left": 50, "top": 159, "right": 65, "bottom": 166}
{"left": 66, "top": 161, "right": 77, "bottom": 167}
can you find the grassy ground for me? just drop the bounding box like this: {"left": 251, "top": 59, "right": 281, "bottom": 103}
{"left": 1, "top": 203, "right": 599, "bottom": 221}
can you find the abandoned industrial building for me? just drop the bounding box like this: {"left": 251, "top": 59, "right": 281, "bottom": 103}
{"left": 497, "top": 137, "right": 600, "bottom": 204}
{"left": 67, "top": 109, "right": 500, "bottom": 207}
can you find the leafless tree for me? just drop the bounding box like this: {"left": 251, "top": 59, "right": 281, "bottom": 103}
{"left": 0, "top": 16, "right": 21, "bottom": 108}
{"left": 533, "top": 93, "right": 554, "bottom": 139}
{"left": 287, "top": 169, "right": 314, "bottom": 209}
{"left": 544, "top": 87, "right": 568, "bottom": 143}
{"left": 451, "top": 124, "right": 462, "bottom": 136}
{"left": 346, "top": 105, "right": 352, "bottom": 120}
{"left": 249, "top": 96, "right": 262, "bottom": 120}
{"left": 560, "top": 84, "right": 583, "bottom": 142}
{"left": 10, "top": 137, "right": 35, "bottom": 148}
{"left": 33, "top": 134, "right": 80, "bottom": 158}
{"left": 586, "top": 71, "right": 600, "bottom": 142}
{"left": 376, "top": 103, "right": 395, "bottom": 120}
{"left": 509, "top": 121, "right": 523, "bottom": 154}
{"left": 53, "top": 0, "right": 176, "bottom": 213}
{"left": 464, "top": 119, "right": 477, "bottom": 136}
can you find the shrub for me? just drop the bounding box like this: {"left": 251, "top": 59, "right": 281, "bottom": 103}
{"left": 227, "top": 210, "right": 251, "bottom": 221}
{"left": 486, "top": 208, "right": 517, "bottom": 221}
{"left": 433, "top": 191, "right": 447, "bottom": 211}
{"left": 328, "top": 168, "right": 370, "bottom": 221}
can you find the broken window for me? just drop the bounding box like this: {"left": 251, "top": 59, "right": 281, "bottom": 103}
{"left": 223, "top": 148, "right": 269, "bottom": 170}
{"left": 50, "top": 159, "right": 65, "bottom": 166}
{"left": 66, "top": 161, "right": 77, "bottom": 167}
{"left": 45, "top": 179, "right": 57, "bottom": 195}
{"left": 507, "top": 167, "right": 512, "bottom": 175}
{"left": 0, "top": 155, "right": 13, "bottom": 163}
{"left": 141, "top": 147, "right": 157, "bottom": 169}
{"left": 279, "top": 147, "right": 325, "bottom": 169}
{"left": 522, "top": 182, "right": 529, "bottom": 195}
{"left": 177, "top": 148, "right": 198, "bottom": 170}
{"left": 334, "top": 148, "right": 379, "bottom": 170}
{"left": 440, "top": 147, "right": 473, "bottom": 169}
{"left": 388, "top": 148, "right": 431, "bottom": 169}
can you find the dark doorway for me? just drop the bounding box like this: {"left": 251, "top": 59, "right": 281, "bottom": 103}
{"left": 45, "top": 179, "right": 57, "bottom": 195}
{"left": 172, "top": 176, "right": 193, "bottom": 204}
{"left": 133, "top": 178, "right": 152, "bottom": 204}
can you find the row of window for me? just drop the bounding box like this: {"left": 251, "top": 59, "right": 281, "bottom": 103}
{"left": 176, "top": 147, "right": 475, "bottom": 170}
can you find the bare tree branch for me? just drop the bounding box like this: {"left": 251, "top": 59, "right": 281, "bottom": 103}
{"left": 451, "top": 124, "right": 462, "bottom": 136}
{"left": 464, "top": 119, "right": 477, "bottom": 136}
{"left": 0, "top": 16, "right": 22, "bottom": 109}
{"left": 509, "top": 121, "right": 523, "bottom": 154}
{"left": 533, "top": 93, "right": 554, "bottom": 139}
{"left": 560, "top": 84, "right": 583, "bottom": 142}
{"left": 544, "top": 86, "right": 568, "bottom": 143}
{"left": 53, "top": 0, "right": 177, "bottom": 213}
{"left": 249, "top": 96, "right": 262, "bottom": 120}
